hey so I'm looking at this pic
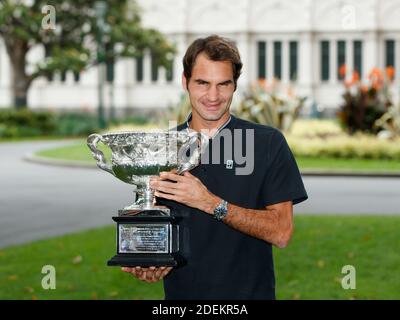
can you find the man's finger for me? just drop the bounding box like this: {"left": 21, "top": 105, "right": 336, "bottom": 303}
{"left": 161, "top": 267, "right": 172, "bottom": 278}
{"left": 160, "top": 172, "right": 185, "bottom": 182}
{"left": 154, "top": 191, "right": 179, "bottom": 202}
{"left": 156, "top": 180, "right": 182, "bottom": 190}
{"left": 155, "top": 267, "right": 163, "bottom": 279}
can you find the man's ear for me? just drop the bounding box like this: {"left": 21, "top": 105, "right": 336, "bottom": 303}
{"left": 182, "top": 72, "right": 188, "bottom": 91}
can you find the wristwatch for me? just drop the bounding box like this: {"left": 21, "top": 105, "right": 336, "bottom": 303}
{"left": 213, "top": 199, "right": 228, "bottom": 221}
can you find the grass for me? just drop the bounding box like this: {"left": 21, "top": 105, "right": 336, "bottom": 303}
{"left": 0, "top": 136, "right": 77, "bottom": 143}
{"left": 296, "top": 156, "right": 400, "bottom": 172}
{"left": 0, "top": 216, "right": 399, "bottom": 300}
{"left": 35, "top": 140, "right": 400, "bottom": 172}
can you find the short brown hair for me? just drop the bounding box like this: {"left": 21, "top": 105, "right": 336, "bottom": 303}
{"left": 183, "top": 35, "right": 243, "bottom": 89}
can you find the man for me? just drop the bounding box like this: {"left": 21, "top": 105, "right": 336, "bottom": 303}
{"left": 122, "top": 35, "right": 308, "bottom": 299}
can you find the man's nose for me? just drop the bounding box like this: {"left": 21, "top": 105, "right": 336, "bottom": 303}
{"left": 207, "top": 85, "right": 219, "bottom": 101}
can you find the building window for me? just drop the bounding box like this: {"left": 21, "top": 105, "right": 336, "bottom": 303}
{"left": 337, "top": 41, "right": 346, "bottom": 81}
{"left": 273, "top": 41, "right": 282, "bottom": 80}
{"left": 166, "top": 59, "right": 174, "bottom": 82}
{"left": 151, "top": 53, "right": 159, "bottom": 82}
{"left": 257, "top": 41, "right": 266, "bottom": 79}
{"left": 289, "top": 41, "right": 298, "bottom": 81}
{"left": 136, "top": 56, "right": 143, "bottom": 82}
{"left": 60, "top": 71, "right": 67, "bottom": 82}
{"left": 45, "top": 45, "right": 54, "bottom": 82}
{"left": 321, "top": 41, "right": 330, "bottom": 81}
{"left": 385, "top": 40, "right": 395, "bottom": 69}
{"left": 73, "top": 72, "right": 80, "bottom": 83}
{"left": 104, "top": 43, "right": 114, "bottom": 83}
{"left": 353, "top": 40, "right": 363, "bottom": 79}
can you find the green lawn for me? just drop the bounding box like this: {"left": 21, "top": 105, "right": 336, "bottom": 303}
{"left": 1, "top": 216, "right": 399, "bottom": 300}
{"left": 36, "top": 141, "right": 400, "bottom": 172}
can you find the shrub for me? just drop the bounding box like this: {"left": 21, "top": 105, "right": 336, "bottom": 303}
{"left": 54, "top": 112, "right": 99, "bottom": 136}
{"left": 337, "top": 67, "right": 394, "bottom": 134}
{"left": 234, "top": 79, "right": 306, "bottom": 132}
{"left": 0, "top": 109, "right": 56, "bottom": 138}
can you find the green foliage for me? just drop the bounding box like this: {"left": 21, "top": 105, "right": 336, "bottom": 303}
{"left": 234, "top": 80, "right": 306, "bottom": 132}
{"left": 0, "top": 109, "right": 56, "bottom": 138}
{"left": 0, "top": 109, "right": 99, "bottom": 138}
{"left": 54, "top": 112, "right": 99, "bottom": 137}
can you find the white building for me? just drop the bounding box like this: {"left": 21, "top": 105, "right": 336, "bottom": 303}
{"left": 0, "top": 0, "right": 400, "bottom": 115}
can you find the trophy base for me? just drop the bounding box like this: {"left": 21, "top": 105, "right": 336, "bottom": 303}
{"left": 108, "top": 213, "right": 185, "bottom": 268}
{"left": 119, "top": 206, "right": 170, "bottom": 216}
{"left": 107, "top": 253, "right": 183, "bottom": 267}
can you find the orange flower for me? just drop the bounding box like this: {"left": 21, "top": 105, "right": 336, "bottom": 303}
{"left": 368, "top": 67, "right": 383, "bottom": 81}
{"left": 339, "top": 64, "right": 347, "bottom": 77}
{"left": 352, "top": 71, "right": 360, "bottom": 83}
{"left": 386, "top": 66, "right": 395, "bottom": 81}
{"left": 258, "top": 78, "right": 266, "bottom": 88}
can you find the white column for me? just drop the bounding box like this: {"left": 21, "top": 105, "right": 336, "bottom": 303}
{"left": 236, "top": 32, "right": 250, "bottom": 87}
{"left": 396, "top": 39, "right": 400, "bottom": 84}
{"left": 282, "top": 40, "right": 289, "bottom": 84}
{"left": 346, "top": 39, "right": 354, "bottom": 81}
{"left": 330, "top": 39, "right": 337, "bottom": 84}
{"left": 159, "top": 67, "right": 166, "bottom": 85}
{"left": 267, "top": 39, "right": 273, "bottom": 80}
{"left": 0, "top": 40, "right": 11, "bottom": 88}
{"left": 0, "top": 39, "right": 12, "bottom": 106}
{"left": 299, "top": 33, "right": 313, "bottom": 87}
{"left": 126, "top": 58, "right": 134, "bottom": 86}
{"left": 80, "top": 66, "right": 97, "bottom": 86}
{"left": 174, "top": 35, "right": 186, "bottom": 86}
{"left": 364, "top": 32, "right": 378, "bottom": 83}
{"left": 114, "top": 58, "right": 126, "bottom": 85}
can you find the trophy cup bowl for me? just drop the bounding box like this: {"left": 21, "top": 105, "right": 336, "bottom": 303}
{"left": 87, "top": 129, "right": 208, "bottom": 267}
{"left": 87, "top": 129, "right": 208, "bottom": 215}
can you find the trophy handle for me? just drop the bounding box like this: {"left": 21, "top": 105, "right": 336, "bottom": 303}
{"left": 177, "top": 130, "right": 209, "bottom": 174}
{"left": 87, "top": 133, "right": 115, "bottom": 176}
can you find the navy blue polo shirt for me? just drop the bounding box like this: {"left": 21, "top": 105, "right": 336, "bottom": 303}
{"left": 158, "top": 114, "right": 308, "bottom": 300}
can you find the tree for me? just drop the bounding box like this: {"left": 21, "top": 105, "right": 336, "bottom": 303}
{"left": 0, "top": 0, "right": 175, "bottom": 108}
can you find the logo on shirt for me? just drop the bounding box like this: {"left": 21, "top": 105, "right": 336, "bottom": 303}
{"left": 226, "top": 160, "right": 234, "bottom": 169}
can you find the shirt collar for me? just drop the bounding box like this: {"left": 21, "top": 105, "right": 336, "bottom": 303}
{"left": 185, "top": 113, "right": 232, "bottom": 139}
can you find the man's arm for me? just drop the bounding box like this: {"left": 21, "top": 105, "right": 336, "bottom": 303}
{"left": 219, "top": 201, "right": 293, "bottom": 248}
{"left": 151, "top": 171, "right": 294, "bottom": 249}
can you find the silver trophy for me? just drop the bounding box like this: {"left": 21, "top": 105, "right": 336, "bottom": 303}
{"left": 87, "top": 129, "right": 208, "bottom": 267}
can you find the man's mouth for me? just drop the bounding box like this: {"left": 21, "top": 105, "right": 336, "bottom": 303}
{"left": 202, "top": 102, "right": 221, "bottom": 110}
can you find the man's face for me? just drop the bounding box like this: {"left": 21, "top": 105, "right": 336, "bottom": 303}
{"left": 183, "top": 53, "right": 235, "bottom": 122}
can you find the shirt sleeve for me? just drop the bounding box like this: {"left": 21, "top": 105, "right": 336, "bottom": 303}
{"left": 260, "top": 129, "right": 308, "bottom": 207}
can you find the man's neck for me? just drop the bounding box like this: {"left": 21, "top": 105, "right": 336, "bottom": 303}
{"left": 189, "top": 113, "right": 231, "bottom": 138}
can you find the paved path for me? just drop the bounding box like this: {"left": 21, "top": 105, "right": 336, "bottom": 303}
{"left": 0, "top": 140, "right": 132, "bottom": 248}
{"left": 0, "top": 140, "right": 399, "bottom": 248}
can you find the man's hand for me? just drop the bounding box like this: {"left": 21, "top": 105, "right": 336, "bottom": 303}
{"left": 121, "top": 266, "right": 173, "bottom": 283}
{"left": 150, "top": 171, "right": 220, "bottom": 214}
